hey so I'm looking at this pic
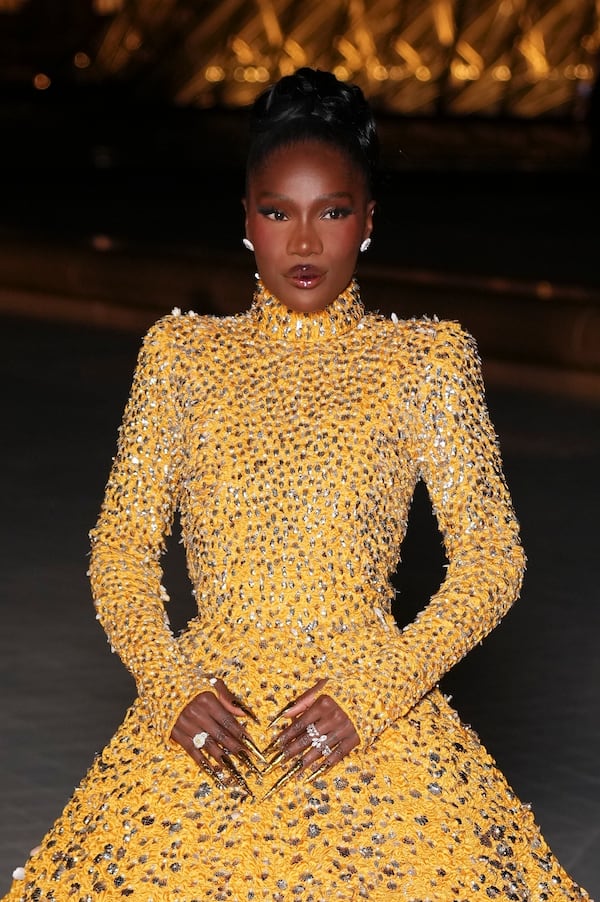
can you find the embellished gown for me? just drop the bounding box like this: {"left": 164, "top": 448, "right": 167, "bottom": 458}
{"left": 4, "top": 281, "right": 591, "bottom": 901}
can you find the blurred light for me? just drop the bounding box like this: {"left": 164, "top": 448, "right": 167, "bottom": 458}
{"left": 283, "top": 38, "right": 306, "bottom": 66}
{"left": 234, "top": 66, "right": 270, "bottom": 83}
{"left": 536, "top": 281, "right": 553, "bottom": 300}
{"left": 279, "top": 58, "right": 295, "bottom": 76}
{"left": 492, "top": 65, "right": 512, "bottom": 81}
{"left": 498, "top": 0, "right": 514, "bottom": 15}
{"left": 451, "top": 61, "right": 480, "bottom": 81}
{"left": 581, "top": 34, "right": 599, "bottom": 53}
{"left": 336, "top": 38, "right": 362, "bottom": 69}
{"left": 74, "top": 52, "right": 91, "bottom": 69}
{"left": 124, "top": 30, "right": 142, "bottom": 52}
{"left": 205, "top": 66, "right": 225, "bottom": 83}
{"left": 415, "top": 66, "right": 431, "bottom": 82}
{"left": 574, "top": 63, "right": 592, "bottom": 80}
{"left": 371, "top": 64, "right": 389, "bottom": 81}
{"left": 394, "top": 39, "right": 421, "bottom": 69}
{"left": 0, "top": 0, "right": 28, "bottom": 10}
{"left": 91, "top": 235, "right": 114, "bottom": 252}
{"left": 93, "top": 0, "right": 124, "bottom": 13}
{"left": 231, "top": 37, "right": 254, "bottom": 64}
{"left": 333, "top": 65, "right": 350, "bottom": 81}
{"left": 456, "top": 40, "right": 484, "bottom": 70}
{"left": 519, "top": 30, "right": 549, "bottom": 77}
{"left": 433, "top": 0, "right": 455, "bottom": 48}
{"left": 33, "top": 73, "right": 51, "bottom": 90}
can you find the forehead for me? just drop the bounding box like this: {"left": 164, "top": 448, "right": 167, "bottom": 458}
{"left": 249, "top": 140, "right": 366, "bottom": 195}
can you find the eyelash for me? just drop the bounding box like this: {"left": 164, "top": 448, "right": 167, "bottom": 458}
{"left": 257, "top": 207, "right": 354, "bottom": 221}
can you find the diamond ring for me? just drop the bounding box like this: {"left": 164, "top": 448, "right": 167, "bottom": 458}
{"left": 306, "top": 723, "right": 319, "bottom": 740}
{"left": 192, "top": 731, "right": 209, "bottom": 749}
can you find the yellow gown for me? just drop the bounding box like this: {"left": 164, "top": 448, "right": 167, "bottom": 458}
{"left": 4, "top": 281, "right": 591, "bottom": 901}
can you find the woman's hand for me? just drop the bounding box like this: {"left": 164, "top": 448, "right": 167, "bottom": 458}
{"left": 262, "top": 678, "right": 359, "bottom": 798}
{"left": 171, "top": 679, "right": 265, "bottom": 797}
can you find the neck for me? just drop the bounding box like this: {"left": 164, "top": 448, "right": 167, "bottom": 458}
{"left": 251, "top": 279, "right": 365, "bottom": 342}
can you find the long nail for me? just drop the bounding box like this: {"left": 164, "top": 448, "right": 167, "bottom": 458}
{"left": 262, "top": 750, "right": 286, "bottom": 775}
{"left": 236, "top": 748, "right": 263, "bottom": 778}
{"left": 241, "top": 734, "right": 268, "bottom": 765}
{"left": 232, "top": 697, "right": 260, "bottom": 724}
{"left": 198, "top": 758, "right": 228, "bottom": 790}
{"left": 304, "top": 762, "right": 329, "bottom": 784}
{"left": 267, "top": 701, "right": 294, "bottom": 729}
{"left": 262, "top": 758, "right": 304, "bottom": 801}
{"left": 261, "top": 735, "right": 282, "bottom": 758}
{"left": 221, "top": 753, "right": 255, "bottom": 798}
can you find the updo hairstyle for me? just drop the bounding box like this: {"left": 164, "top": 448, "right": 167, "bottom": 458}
{"left": 246, "top": 67, "right": 380, "bottom": 197}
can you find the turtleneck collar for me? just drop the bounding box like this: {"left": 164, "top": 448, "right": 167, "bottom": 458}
{"left": 251, "top": 278, "right": 365, "bottom": 342}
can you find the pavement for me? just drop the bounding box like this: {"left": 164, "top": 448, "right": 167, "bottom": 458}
{"left": 0, "top": 305, "right": 599, "bottom": 898}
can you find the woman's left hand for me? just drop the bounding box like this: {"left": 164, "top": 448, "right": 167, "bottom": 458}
{"left": 262, "top": 678, "right": 359, "bottom": 796}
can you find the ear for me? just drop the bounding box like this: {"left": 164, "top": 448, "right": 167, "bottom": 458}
{"left": 364, "top": 200, "right": 376, "bottom": 240}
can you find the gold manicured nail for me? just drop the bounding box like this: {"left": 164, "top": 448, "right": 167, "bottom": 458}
{"left": 304, "top": 762, "right": 329, "bottom": 784}
{"left": 267, "top": 701, "right": 294, "bottom": 729}
{"left": 236, "top": 749, "right": 263, "bottom": 778}
{"left": 232, "top": 697, "right": 260, "bottom": 724}
{"left": 261, "top": 735, "right": 282, "bottom": 758}
{"left": 221, "top": 753, "right": 254, "bottom": 798}
{"left": 263, "top": 750, "right": 286, "bottom": 775}
{"left": 198, "top": 758, "right": 228, "bottom": 790}
{"left": 262, "top": 759, "right": 303, "bottom": 801}
{"left": 241, "top": 734, "right": 268, "bottom": 765}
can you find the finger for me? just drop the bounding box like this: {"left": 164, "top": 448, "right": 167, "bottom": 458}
{"left": 194, "top": 712, "right": 265, "bottom": 773}
{"left": 267, "top": 678, "right": 328, "bottom": 727}
{"left": 263, "top": 718, "right": 332, "bottom": 772}
{"left": 271, "top": 694, "right": 340, "bottom": 751}
{"left": 191, "top": 742, "right": 254, "bottom": 798}
{"left": 304, "top": 741, "right": 350, "bottom": 783}
{"left": 215, "top": 682, "right": 260, "bottom": 724}
{"left": 219, "top": 752, "right": 255, "bottom": 798}
{"left": 194, "top": 751, "right": 229, "bottom": 790}
{"left": 262, "top": 758, "right": 304, "bottom": 801}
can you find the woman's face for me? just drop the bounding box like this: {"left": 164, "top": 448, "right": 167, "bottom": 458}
{"left": 244, "top": 141, "right": 375, "bottom": 313}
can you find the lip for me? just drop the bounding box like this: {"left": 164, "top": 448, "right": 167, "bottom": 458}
{"left": 285, "top": 265, "right": 325, "bottom": 289}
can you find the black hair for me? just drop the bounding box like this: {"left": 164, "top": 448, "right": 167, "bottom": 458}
{"left": 246, "top": 67, "right": 380, "bottom": 197}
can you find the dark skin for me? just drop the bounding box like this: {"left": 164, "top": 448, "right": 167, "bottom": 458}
{"left": 171, "top": 139, "right": 375, "bottom": 793}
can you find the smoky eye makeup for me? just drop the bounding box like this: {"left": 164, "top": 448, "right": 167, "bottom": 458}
{"left": 257, "top": 206, "right": 288, "bottom": 220}
{"left": 323, "top": 206, "right": 354, "bottom": 219}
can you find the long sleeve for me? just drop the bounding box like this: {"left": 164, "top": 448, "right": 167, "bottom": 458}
{"left": 326, "top": 322, "right": 526, "bottom": 748}
{"left": 88, "top": 317, "right": 214, "bottom": 747}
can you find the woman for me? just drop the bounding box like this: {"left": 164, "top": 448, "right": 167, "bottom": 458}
{"left": 4, "top": 67, "right": 590, "bottom": 901}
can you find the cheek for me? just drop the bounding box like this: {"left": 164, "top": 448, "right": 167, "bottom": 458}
{"left": 250, "top": 220, "right": 285, "bottom": 260}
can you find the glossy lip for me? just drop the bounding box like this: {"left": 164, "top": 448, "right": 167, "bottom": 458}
{"left": 285, "top": 264, "right": 325, "bottom": 289}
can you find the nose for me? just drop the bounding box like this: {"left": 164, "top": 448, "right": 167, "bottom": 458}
{"left": 287, "top": 219, "right": 322, "bottom": 256}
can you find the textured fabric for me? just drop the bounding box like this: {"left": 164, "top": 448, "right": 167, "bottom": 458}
{"left": 4, "top": 280, "right": 590, "bottom": 901}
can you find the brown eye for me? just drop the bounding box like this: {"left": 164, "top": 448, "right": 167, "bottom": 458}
{"left": 323, "top": 207, "right": 353, "bottom": 220}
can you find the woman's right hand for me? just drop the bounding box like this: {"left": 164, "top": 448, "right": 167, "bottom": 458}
{"left": 171, "top": 679, "right": 265, "bottom": 797}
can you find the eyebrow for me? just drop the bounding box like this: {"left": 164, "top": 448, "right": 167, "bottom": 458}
{"left": 257, "top": 191, "right": 354, "bottom": 201}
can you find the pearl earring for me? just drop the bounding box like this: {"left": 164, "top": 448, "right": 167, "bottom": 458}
{"left": 242, "top": 238, "right": 255, "bottom": 252}
{"left": 360, "top": 238, "right": 371, "bottom": 253}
